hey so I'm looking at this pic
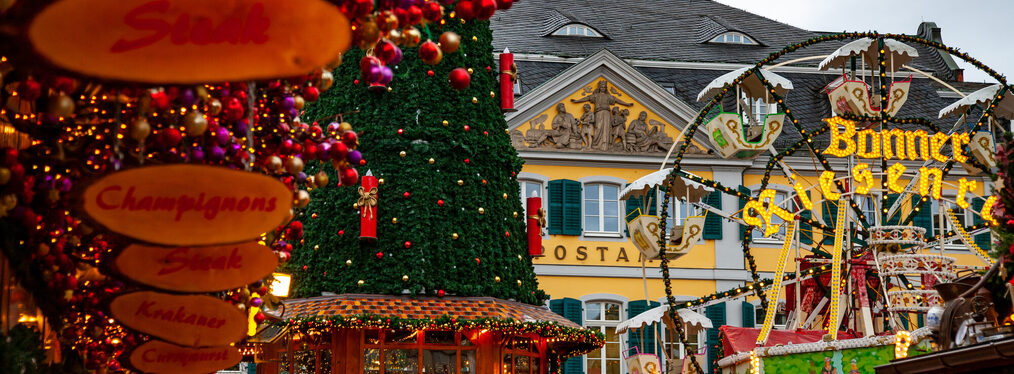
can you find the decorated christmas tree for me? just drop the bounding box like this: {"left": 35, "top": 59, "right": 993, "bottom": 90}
{"left": 288, "top": 17, "right": 546, "bottom": 305}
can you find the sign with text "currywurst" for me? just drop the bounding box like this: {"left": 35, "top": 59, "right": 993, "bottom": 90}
{"left": 116, "top": 242, "right": 277, "bottom": 292}
{"left": 110, "top": 292, "right": 247, "bottom": 347}
{"left": 82, "top": 164, "right": 293, "bottom": 246}
{"left": 130, "top": 340, "right": 241, "bottom": 374}
{"left": 28, "top": 0, "right": 350, "bottom": 84}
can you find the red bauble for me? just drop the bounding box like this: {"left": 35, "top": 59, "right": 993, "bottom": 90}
{"left": 150, "top": 91, "right": 170, "bottom": 111}
{"left": 418, "top": 41, "right": 443, "bottom": 65}
{"left": 422, "top": 2, "right": 443, "bottom": 22}
{"left": 224, "top": 96, "right": 245, "bottom": 122}
{"left": 376, "top": 40, "right": 399, "bottom": 64}
{"left": 342, "top": 131, "right": 358, "bottom": 148}
{"left": 448, "top": 68, "right": 471, "bottom": 90}
{"left": 340, "top": 167, "right": 359, "bottom": 186}
{"left": 253, "top": 312, "right": 267, "bottom": 324}
{"left": 404, "top": 241, "right": 412, "bottom": 248}
{"left": 303, "top": 86, "right": 320, "bottom": 102}
{"left": 437, "top": 289, "right": 446, "bottom": 297}
{"left": 350, "top": 0, "right": 374, "bottom": 18}
{"left": 473, "top": 0, "right": 496, "bottom": 19}
{"left": 437, "top": 199, "right": 444, "bottom": 207}
{"left": 456, "top": 0, "right": 474, "bottom": 20}
{"left": 20, "top": 78, "right": 42, "bottom": 101}
{"left": 497, "top": 0, "right": 514, "bottom": 10}
{"left": 406, "top": 5, "right": 423, "bottom": 25}
{"left": 161, "top": 127, "right": 183, "bottom": 147}
{"left": 330, "top": 142, "right": 349, "bottom": 161}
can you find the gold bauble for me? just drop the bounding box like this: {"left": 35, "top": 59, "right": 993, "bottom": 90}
{"left": 0, "top": 167, "right": 9, "bottom": 185}
{"left": 195, "top": 86, "right": 211, "bottom": 100}
{"left": 466, "top": 68, "right": 474, "bottom": 75}
{"left": 315, "top": 171, "right": 329, "bottom": 187}
{"left": 267, "top": 155, "right": 284, "bottom": 172}
{"left": 428, "top": 158, "right": 435, "bottom": 164}
{"left": 513, "top": 211, "right": 518, "bottom": 218}
{"left": 392, "top": 217, "right": 398, "bottom": 224}
{"left": 399, "top": 151, "right": 407, "bottom": 157}
{"left": 478, "top": 207, "right": 485, "bottom": 214}
{"left": 314, "top": 245, "right": 320, "bottom": 251}
{"left": 516, "top": 280, "right": 522, "bottom": 286}
{"left": 387, "top": 29, "right": 403, "bottom": 44}
{"left": 48, "top": 94, "right": 75, "bottom": 118}
{"left": 184, "top": 111, "right": 208, "bottom": 136}
{"left": 356, "top": 21, "right": 382, "bottom": 49}
{"left": 401, "top": 27, "right": 422, "bottom": 47}
{"left": 457, "top": 180, "right": 464, "bottom": 186}
{"left": 452, "top": 233, "right": 459, "bottom": 240}
{"left": 346, "top": 260, "right": 353, "bottom": 266}
{"left": 471, "top": 97, "right": 478, "bottom": 104}
{"left": 357, "top": 280, "right": 365, "bottom": 286}
{"left": 438, "top": 32, "right": 461, "bottom": 54}
{"left": 494, "top": 276, "right": 501, "bottom": 283}
{"left": 319, "top": 71, "right": 335, "bottom": 91}
{"left": 129, "top": 117, "right": 151, "bottom": 141}
{"left": 402, "top": 275, "right": 409, "bottom": 282}
{"left": 502, "top": 193, "right": 508, "bottom": 199}
{"left": 306, "top": 176, "right": 316, "bottom": 186}
{"left": 286, "top": 156, "right": 305, "bottom": 175}
{"left": 471, "top": 36, "right": 478, "bottom": 42}
{"left": 339, "top": 122, "right": 353, "bottom": 133}
{"left": 378, "top": 178, "right": 385, "bottom": 185}
{"left": 207, "top": 98, "right": 223, "bottom": 115}
{"left": 293, "top": 95, "right": 305, "bottom": 110}
{"left": 296, "top": 190, "right": 311, "bottom": 208}
{"left": 490, "top": 91, "right": 496, "bottom": 98}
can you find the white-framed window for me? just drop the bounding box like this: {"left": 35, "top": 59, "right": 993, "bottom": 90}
{"left": 584, "top": 301, "right": 623, "bottom": 374}
{"left": 585, "top": 183, "right": 621, "bottom": 235}
{"left": 750, "top": 98, "right": 777, "bottom": 125}
{"left": 751, "top": 189, "right": 789, "bottom": 242}
{"left": 519, "top": 179, "right": 545, "bottom": 203}
{"left": 857, "top": 193, "right": 880, "bottom": 227}
{"left": 659, "top": 190, "right": 693, "bottom": 239}
{"left": 709, "top": 31, "right": 757, "bottom": 45}
{"left": 661, "top": 321, "right": 704, "bottom": 360}
{"left": 552, "top": 23, "right": 604, "bottom": 38}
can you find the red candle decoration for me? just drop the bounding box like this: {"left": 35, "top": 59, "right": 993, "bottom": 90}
{"left": 526, "top": 197, "right": 544, "bottom": 257}
{"left": 499, "top": 48, "right": 516, "bottom": 112}
{"left": 359, "top": 173, "right": 378, "bottom": 242}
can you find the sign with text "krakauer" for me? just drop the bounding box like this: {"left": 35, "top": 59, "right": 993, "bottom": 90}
{"left": 129, "top": 340, "right": 241, "bottom": 374}
{"left": 82, "top": 164, "right": 293, "bottom": 246}
{"left": 110, "top": 291, "right": 247, "bottom": 347}
{"left": 28, "top": 0, "right": 350, "bottom": 84}
{"left": 116, "top": 241, "right": 277, "bottom": 292}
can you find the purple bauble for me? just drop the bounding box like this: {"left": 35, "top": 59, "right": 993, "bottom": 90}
{"left": 388, "top": 46, "right": 403, "bottom": 66}
{"left": 235, "top": 119, "right": 249, "bottom": 134}
{"left": 281, "top": 96, "right": 295, "bottom": 110}
{"left": 379, "top": 66, "right": 394, "bottom": 85}
{"left": 180, "top": 89, "right": 196, "bottom": 107}
{"left": 327, "top": 122, "right": 341, "bottom": 134}
{"left": 316, "top": 142, "right": 331, "bottom": 160}
{"left": 347, "top": 150, "right": 363, "bottom": 165}
{"left": 191, "top": 146, "right": 205, "bottom": 161}
{"left": 250, "top": 298, "right": 263, "bottom": 308}
{"left": 215, "top": 128, "right": 231, "bottom": 145}
{"left": 367, "top": 65, "right": 385, "bottom": 84}
{"left": 229, "top": 143, "right": 242, "bottom": 154}
{"left": 208, "top": 145, "right": 226, "bottom": 161}
{"left": 288, "top": 108, "right": 299, "bottom": 118}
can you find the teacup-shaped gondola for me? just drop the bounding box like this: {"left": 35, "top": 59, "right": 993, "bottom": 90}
{"left": 938, "top": 84, "right": 1013, "bottom": 175}
{"left": 820, "top": 38, "right": 919, "bottom": 117}
{"left": 697, "top": 67, "right": 793, "bottom": 159}
{"left": 621, "top": 169, "right": 713, "bottom": 260}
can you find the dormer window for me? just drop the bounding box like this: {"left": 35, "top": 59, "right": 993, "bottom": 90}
{"left": 709, "top": 31, "right": 757, "bottom": 45}
{"left": 552, "top": 23, "right": 603, "bottom": 38}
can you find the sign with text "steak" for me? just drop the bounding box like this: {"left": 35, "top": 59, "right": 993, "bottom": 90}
{"left": 28, "top": 0, "right": 350, "bottom": 84}
{"left": 110, "top": 292, "right": 247, "bottom": 347}
{"left": 116, "top": 242, "right": 277, "bottom": 292}
{"left": 82, "top": 164, "right": 293, "bottom": 246}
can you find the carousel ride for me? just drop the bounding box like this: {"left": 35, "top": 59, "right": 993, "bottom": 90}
{"left": 618, "top": 33, "right": 1009, "bottom": 373}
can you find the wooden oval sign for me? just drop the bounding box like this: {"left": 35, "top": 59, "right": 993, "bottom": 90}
{"left": 28, "top": 0, "right": 350, "bottom": 84}
{"left": 110, "top": 291, "right": 247, "bottom": 347}
{"left": 82, "top": 164, "right": 293, "bottom": 246}
{"left": 130, "top": 340, "right": 241, "bottom": 374}
{"left": 116, "top": 242, "right": 277, "bottom": 292}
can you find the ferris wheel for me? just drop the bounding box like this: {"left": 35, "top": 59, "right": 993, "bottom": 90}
{"left": 630, "top": 32, "right": 1011, "bottom": 370}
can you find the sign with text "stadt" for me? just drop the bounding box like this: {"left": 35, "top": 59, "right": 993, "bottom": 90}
{"left": 28, "top": 0, "right": 350, "bottom": 84}
{"left": 82, "top": 164, "right": 293, "bottom": 246}
{"left": 116, "top": 241, "right": 277, "bottom": 292}
{"left": 110, "top": 291, "right": 247, "bottom": 347}
{"left": 130, "top": 340, "right": 241, "bottom": 374}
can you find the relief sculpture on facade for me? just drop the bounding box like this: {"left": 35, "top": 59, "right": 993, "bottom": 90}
{"left": 511, "top": 80, "right": 685, "bottom": 153}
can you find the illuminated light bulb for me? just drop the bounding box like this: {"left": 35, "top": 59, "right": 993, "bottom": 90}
{"left": 856, "top": 129, "right": 881, "bottom": 158}
{"left": 793, "top": 178, "right": 814, "bottom": 210}
{"left": 852, "top": 163, "right": 873, "bottom": 195}
{"left": 819, "top": 171, "right": 839, "bottom": 200}
{"left": 822, "top": 117, "right": 856, "bottom": 157}
{"left": 905, "top": 130, "right": 930, "bottom": 161}
{"left": 929, "top": 132, "right": 951, "bottom": 162}
{"left": 887, "top": 163, "right": 907, "bottom": 193}
{"left": 956, "top": 178, "right": 977, "bottom": 209}
{"left": 981, "top": 195, "right": 999, "bottom": 226}
{"left": 951, "top": 132, "right": 971, "bottom": 162}
{"left": 918, "top": 167, "right": 943, "bottom": 200}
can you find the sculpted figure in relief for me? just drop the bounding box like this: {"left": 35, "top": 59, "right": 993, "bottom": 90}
{"left": 571, "top": 81, "right": 632, "bottom": 150}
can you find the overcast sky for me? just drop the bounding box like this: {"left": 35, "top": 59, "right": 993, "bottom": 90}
{"left": 716, "top": 0, "right": 1012, "bottom": 83}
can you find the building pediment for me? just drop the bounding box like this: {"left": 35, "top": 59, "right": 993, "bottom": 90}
{"left": 506, "top": 49, "right": 712, "bottom": 156}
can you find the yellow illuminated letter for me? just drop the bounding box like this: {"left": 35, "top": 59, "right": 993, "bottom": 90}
{"left": 852, "top": 163, "right": 873, "bottom": 195}
{"left": 906, "top": 130, "right": 929, "bottom": 161}
{"left": 823, "top": 118, "right": 856, "bottom": 157}
{"left": 883, "top": 129, "right": 907, "bottom": 160}
{"left": 820, "top": 171, "right": 840, "bottom": 200}
{"left": 793, "top": 179, "right": 813, "bottom": 210}
{"left": 918, "top": 167, "right": 943, "bottom": 200}
{"left": 956, "top": 178, "right": 977, "bottom": 209}
{"left": 857, "top": 129, "right": 882, "bottom": 159}
{"left": 981, "top": 195, "right": 998, "bottom": 226}
{"left": 951, "top": 132, "right": 970, "bottom": 163}
{"left": 930, "top": 132, "right": 950, "bottom": 162}
{"left": 887, "top": 163, "right": 906, "bottom": 193}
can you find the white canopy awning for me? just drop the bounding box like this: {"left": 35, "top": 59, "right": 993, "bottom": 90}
{"left": 620, "top": 169, "right": 714, "bottom": 203}
{"left": 616, "top": 304, "right": 713, "bottom": 334}
{"left": 818, "top": 37, "right": 918, "bottom": 72}
{"left": 939, "top": 84, "right": 1014, "bottom": 120}
{"left": 697, "top": 67, "right": 793, "bottom": 103}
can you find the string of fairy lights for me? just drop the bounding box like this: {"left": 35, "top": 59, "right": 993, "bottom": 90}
{"left": 656, "top": 32, "right": 1006, "bottom": 373}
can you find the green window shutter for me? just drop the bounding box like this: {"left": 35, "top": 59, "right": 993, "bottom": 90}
{"left": 911, "top": 195, "right": 933, "bottom": 239}
{"left": 738, "top": 186, "right": 751, "bottom": 238}
{"left": 704, "top": 303, "right": 726, "bottom": 374}
{"left": 703, "top": 192, "right": 723, "bottom": 240}
{"left": 551, "top": 298, "right": 584, "bottom": 373}
{"left": 563, "top": 180, "right": 583, "bottom": 236}
{"left": 549, "top": 180, "right": 582, "bottom": 236}
{"left": 626, "top": 300, "right": 661, "bottom": 355}
{"left": 821, "top": 199, "right": 838, "bottom": 245}
{"left": 625, "top": 190, "right": 644, "bottom": 237}
{"left": 883, "top": 193, "right": 901, "bottom": 225}
{"left": 548, "top": 180, "right": 564, "bottom": 235}
{"left": 972, "top": 198, "right": 991, "bottom": 250}
{"left": 741, "top": 301, "right": 755, "bottom": 327}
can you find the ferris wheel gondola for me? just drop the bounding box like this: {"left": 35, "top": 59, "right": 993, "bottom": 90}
{"left": 697, "top": 67, "right": 794, "bottom": 159}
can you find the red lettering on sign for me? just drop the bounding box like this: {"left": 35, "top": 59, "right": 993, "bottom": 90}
{"left": 158, "top": 247, "right": 244, "bottom": 276}
{"left": 110, "top": 0, "right": 271, "bottom": 53}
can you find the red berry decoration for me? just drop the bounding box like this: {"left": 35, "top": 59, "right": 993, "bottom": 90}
{"left": 403, "top": 192, "right": 411, "bottom": 198}
{"left": 473, "top": 0, "right": 497, "bottom": 19}
{"left": 437, "top": 199, "right": 444, "bottom": 206}
{"left": 397, "top": 128, "right": 404, "bottom": 135}
{"left": 427, "top": 70, "right": 435, "bottom": 77}
{"left": 448, "top": 68, "right": 470, "bottom": 90}
{"left": 437, "top": 289, "right": 446, "bottom": 297}
{"left": 404, "top": 241, "right": 412, "bottom": 248}
{"left": 419, "top": 41, "right": 443, "bottom": 65}
{"left": 463, "top": 125, "right": 470, "bottom": 132}
{"left": 376, "top": 251, "right": 384, "bottom": 259}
